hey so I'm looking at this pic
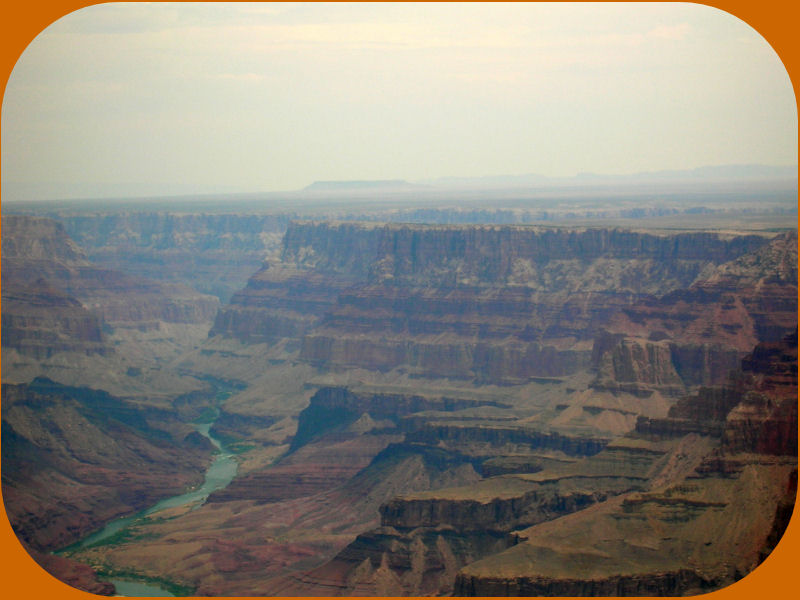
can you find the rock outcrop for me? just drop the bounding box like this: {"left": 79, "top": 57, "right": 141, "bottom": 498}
{"left": 290, "top": 386, "right": 510, "bottom": 451}
{"left": 453, "top": 332, "right": 798, "bottom": 596}
{"left": 1, "top": 278, "right": 109, "bottom": 358}
{"left": 722, "top": 330, "right": 798, "bottom": 456}
{"left": 592, "top": 232, "right": 797, "bottom": 389}
{"left": 7, "top": 213, "right": 793, "bottom": 598}
{"left": 172, "top": 221, "right": 795, "bottom": 596}
{"left": 2, "top": 215, "right": 223, "bottom": 398}
{"left": 208, "top": 263, "right": 360, "bottom": 344}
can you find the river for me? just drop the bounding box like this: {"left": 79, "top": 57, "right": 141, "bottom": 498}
{"left": 68, "top": 414, "right": 238, "bottom": 596}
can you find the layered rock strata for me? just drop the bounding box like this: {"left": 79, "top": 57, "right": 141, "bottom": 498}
{"left": 207, "top": 385, "right": 511, "bottom": 505}
{"left": 454, "top": 332, "right": 797, "bottom": 596}
{"left": 289, "top": 386, "right": 511, "bottom": 451}
{"left": 57, "top": 212, "right": 291, "bottom": 302}
{"left": 2, "top": 215, "right": 219, "bottom": 332}
{"left": 287, "top": 435, "right": 686, "bottom": 596}
{"left": 212, "top": 221, "right": 780, "bottom": 387}
{"left": 268, "top": 385, "right": 653, "bottom": 596}
{"left": 1, "top": 279, "right": 109, "bottom": 358}
{"left": 19, "top": 214, "right": 792, "bottom": 597}
{"left": 281, "top": 330, "right": 796, "bottom": 597}
{"left": 592, "top": 232, "right": 797, "bottom": 390}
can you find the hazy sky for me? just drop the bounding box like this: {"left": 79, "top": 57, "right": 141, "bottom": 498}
{"left": 2, "top": 2, "right": 797, "bottom": 199}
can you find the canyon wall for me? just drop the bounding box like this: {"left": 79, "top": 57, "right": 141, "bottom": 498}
{"left": 2, "top": 215, "right": 219, "bottom": 330}
{"left": 1, "top": 215, "right": 224, "bottom": 400}
{"left": 4, "top": 213, "right": 794, "bottom": 597}
{"left": 1, "top": 279, "right": 109, "bottom": 359}
{"left": 57, "top": 212, "right": 291, "bottom": 302}
{"left": 212, "top": 221, "right": 786, "bottom": 388}
{"left": 592, "top": 231, "right": 797, "bottom": 390}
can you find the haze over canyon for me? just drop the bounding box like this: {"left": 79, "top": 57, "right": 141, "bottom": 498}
{"left": 1, "top": 173, "right": 797, "bottom": 596}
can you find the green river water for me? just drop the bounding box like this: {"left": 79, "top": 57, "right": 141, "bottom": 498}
{"left": 65, "top": 415, "right": 238, "bottom": 596}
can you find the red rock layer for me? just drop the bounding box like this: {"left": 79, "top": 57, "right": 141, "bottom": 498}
{"left": 240, "top": 222, "right": 774, "bottom": 383}
{"left": 722, "top": 329, "right": 797, "bottom": 456}
{"left": 594, "top": 232, "right": 797, "bottom": 388}
{"left": 1, "top": 279, "right": 109, "bottom": 358}
{"left": 209, "top": 264, "right": 359, "bottom": 342}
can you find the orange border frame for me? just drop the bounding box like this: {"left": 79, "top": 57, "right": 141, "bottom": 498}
{"left": 1, "top": 1, "right": 797, "bottom": 599}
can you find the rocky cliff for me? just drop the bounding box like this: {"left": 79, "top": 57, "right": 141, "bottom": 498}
{"left": 303, "top": 225, "right": 773, "bottom": 383}
{"left": 212, "top": 221, "right": 777, "bottom": 386}
{"left": 2, "top": 217, "right": 109, "bottom": 358}
{"left": 592, "top": 231, "right": 797, "bottom": 390}
{"left": 286, "top": 432, "right": 687, "bottom": 596}
{"left": 2, "top": 215, "right": 223, "bottom": 399}
{"left": 208, "top": 263, "right": 359, "bottom": 344}
{"left": 453, "top": 332, "right": 798, "bottom": 596}
{"left": 289, "top": 386, "right": 510, "bottom": 451}
{"left": 9, "top": 213, "right": 793, "bottom": 597}
{"left": 1, "top": 278, "right": 109, "bottom": 359}
{"left": 57, "top": 212, "right": 291, "bottom": 302}
{"left": 277, "top": 331, "right": 795, "bottom": 597}
{"left": 721, "top": 329, "right": 797, "bottom": 456}
{"left": 2, "top": 215, "right": 219, "bottom": 329}
{"left": 207, "top": 386, "right": 510, "bottom": 506}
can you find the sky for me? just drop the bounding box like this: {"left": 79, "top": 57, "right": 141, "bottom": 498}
{"left": 1, "top": 2, "right": 797, "bottom": 200}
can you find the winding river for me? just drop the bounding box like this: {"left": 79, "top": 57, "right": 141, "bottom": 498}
{"left": 69, "top": 415, "right": 238, "bottom": 596}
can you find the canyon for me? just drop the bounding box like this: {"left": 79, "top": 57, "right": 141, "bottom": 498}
{"left": 1, "top": 193, "right": 796, "bottom": 596}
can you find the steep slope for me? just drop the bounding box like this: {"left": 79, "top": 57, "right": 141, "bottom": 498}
{"left": 592, "top": 231, "right": 797, "bottom": 391}
{"left": 1, "top": 278, "right": 108, "bottom": 359}
{"left": 1, "top": 378, "right": 213, "bottom": 552}
{"left": 162, "top": 221, "right": 793, "bottom": 596}
{"left": 31, "top": 219, "right": 793, "bottom": 597}
{"left": 1, "top": 215, "right": 219, "bottom": 397}
{"left": 208, "top": 221, "right": 382, "bottom": 345}
{"left": 2, "top": 216, "right": 111, "bottom": 359}
{"left": 57, "top": 212, "right": 290, "bottom": 302}
{"left": 303, "top": 226, "right": 786, "bottom": 385}
{"left": 209, "top": 222, "right": 774, "bottom": 386}
{"left": 2, "top": 215, "right": 219, "bottom": 328}
{"left": 455, "top": 331, "right": 797, "bottom": 596}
